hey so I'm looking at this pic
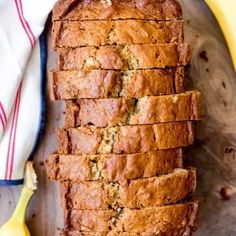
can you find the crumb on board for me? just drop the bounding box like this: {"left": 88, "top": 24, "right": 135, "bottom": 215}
{"left": 199, "top": 50, "right": 209, "bottom": 62}
{"left": 220, "top": 187, "right": 231, "bottom": 201}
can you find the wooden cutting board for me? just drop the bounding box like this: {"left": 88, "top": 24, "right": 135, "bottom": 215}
{"left": 1, "top": 1, "right": 236, "bottom": 235}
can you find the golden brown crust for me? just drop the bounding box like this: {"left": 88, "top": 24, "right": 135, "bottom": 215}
{"left": 60, "top": 228, "right": 193, "bottom": 236}
{"left": 64, "top": 202, "right": 198, "bottom": 232}
{"left": 49, "top": 68, "right": 186, "bottom": 100}
{"left": 52, "top": 20, "right": 183, "bottom": 48}
{"left": 57, "top": 122, "right": 194, "bottom": 155}
{"left": 61, "top": 169, "right": 196, "bottom": 210}
{"left": 57, "top": 44, "right": 190, "bottom": 70}
{"left": 65, "top": 91, "right": 202, "bottom": 127}
{"left": 52, "top": 0, "right": 183, "bottom": 21}
{"left": 47, "top": 149, "right": 183, "bottom": 182}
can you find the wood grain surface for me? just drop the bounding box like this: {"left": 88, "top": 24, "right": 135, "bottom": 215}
{"left": 1, "top": 0, "right": 236, "bottom": 235}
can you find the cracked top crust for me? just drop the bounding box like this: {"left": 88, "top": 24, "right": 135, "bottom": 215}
{"left": 57, "top": 44, "right": 190, "bottom": 70}
{"left": 60, "top": 169, "right": 196, "bottom": 210}
{"left": 52, "top": 20, "right": 184, "bottom": 48}
{"left": 49, "top": 67, "right": 186, "bottom": 100}
{"left": 47, "top": 149, "right": 183, "bottom": 182}
{"left": 57, "top": 122, "right": 194, "bottom": 155}
{"left": 52, "top": 0, "right": 183, "bottom": 21}
{"left": 65, "top": 91, "right": 202, "bottom": 127}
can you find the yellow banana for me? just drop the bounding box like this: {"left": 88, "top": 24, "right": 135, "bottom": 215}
{"left": 205, "top": 0, "right": 236, "bottom": 71}
{"left": 0, "top": 162, "right": 37, "bottom": 236}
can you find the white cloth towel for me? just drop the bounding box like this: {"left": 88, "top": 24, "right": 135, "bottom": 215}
{"left": 0, "top": 0, "right": 57, "bottom": 185}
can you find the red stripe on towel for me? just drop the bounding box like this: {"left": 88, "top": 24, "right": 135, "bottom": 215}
{"left": 19, "top": 0, "right": 36, "bottom": 45}
{"left": 5, "top": 82, "right": 22, "bottom": 180}
{"left": 0, "top": 113, "right": 5, "bottom": 130}
{"left": 0, "top": 102, "right": 7, "bottom": 128}
{"left": 15, "top": 0, "right": 35, "bottom": 48}
{"left": 5, "top": 94, "right": 18, "bottom": 179}
{"left": 8, "top": 82, "right": 22, "bottom": 180}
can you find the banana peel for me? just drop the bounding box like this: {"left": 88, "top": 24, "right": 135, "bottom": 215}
{"left": 205, "top": 0, "right": 236, "bottom": 71}
{"left": 0, "top": 162, "right": 37, "bottom": 236}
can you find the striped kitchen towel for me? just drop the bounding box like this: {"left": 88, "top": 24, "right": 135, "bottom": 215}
{"left": 0, "top": 0, "right": 57, "bottom": 185}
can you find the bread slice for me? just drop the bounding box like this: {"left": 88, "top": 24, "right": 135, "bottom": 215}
{"left": 52, "top": 0, "right": 183, "bottom": 21}
{"left": 57, "top": 44, "right": 190, "bottom": 70}
{"left": 64, "top": 202, "right": 198, "bottom": 232}
{"left": 47, "top": 149, "right": 183, "bottom": 182}
{"left": 49, "top": 67, "right": 185, "bottom": 100}
{"left": 61, "top": 169, "right": 196, "bottom": 210}
{"left": 65, "top": 91, "right": 202, "bottom": 128}
{"left": 52, "top": 20, "right": 183, "bottom": 48}
{"left": 60, "top": 228, "right": 193, "bottom": 236}
{"left": 57, "top": 121, "right": 194, "bottom": 154}
{"left": 57, "top": 122, "right": 194, "bottom": 155}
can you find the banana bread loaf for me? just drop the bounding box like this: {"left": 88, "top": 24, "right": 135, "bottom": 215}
{"left": 65, "top": 91, "right": 202, "bottom": 127}
{"left": 49, "top": 67, "right": 185, "bottom": 100}
{"left": 52, "top": 20, "right": 183, "bottom": 48}
{"left": 50, "top": 0, "right": 200, "bottom": 235}
{"left": 47, "top": 149, "right": 183, "bottom": 182}
{"left": 57, "top": 44, "right": 190, "bottom": 70}
{"left": 57, "top": 122, "right": 194, "bottom": 155}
